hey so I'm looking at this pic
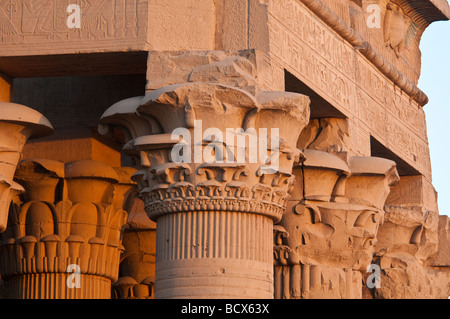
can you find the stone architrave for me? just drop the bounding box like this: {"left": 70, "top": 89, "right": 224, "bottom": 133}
{"left": 275, "top": 150, "right": 400, "bottom": 299}
{"left": 0, "top": 159, "right": 128, "bottom": 299}
{"left": 101, "top": 82, "right": 310, "bottom": 298}
{"left": 0, "top": 102, "right": 53, "bottom": 232}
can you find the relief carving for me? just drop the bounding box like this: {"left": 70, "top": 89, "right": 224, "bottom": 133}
{"left": 0, "top": 0, "right": 18, "bottom": 38}
{"left": 0, "top": 0, "right": 146, "bottom": 49}
{"left": 368, "top": 175, "right": 449, "bottom": 299}
{"left": 274, "top": 150, "right": 400, "bottom": 299}
{"left": 271, "top": 0, "right": 429, "bottom": 107}
{"left": 21, "top": 0, "right": 51, "bottom": 34}
{"left": 384, "top": 2, "right": 408, "bottom": 58}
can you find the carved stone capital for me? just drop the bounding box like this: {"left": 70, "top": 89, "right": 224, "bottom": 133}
{"left": 118, "top": 83, "right": 309, "bottom": 223}
{"left": 276, "top": 150, "right": 400, "bottom": 298}
{"left": 301, "top": 149, "right": 350, "bottom": 202}
{"left": 0, "top": 159, "right": 131, "bottom": 299}
{"left": 346, "top": 156, "right": 400, "bottom": 210}
{"left": 0, "top": 103, "right": 53, "bottom": 232}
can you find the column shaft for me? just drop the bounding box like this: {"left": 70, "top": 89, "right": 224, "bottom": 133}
{"left": 5, "top": 274, "right": 111, "bottom": 299}
{"left": 156, "top": 211, "right": 273, "bottom": 298}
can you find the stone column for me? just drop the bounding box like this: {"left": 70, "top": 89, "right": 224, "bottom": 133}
{"left": 276, "top": 150, "right": 400, "bottom": 299}
{"left": 101, "top": 83, "right": 310, "bottom": 298}
{"left": 0, "top": 102, "right": 53, "bottom": 232}
{"left": 0, "top": 159, "right": 128, "bottom": 299}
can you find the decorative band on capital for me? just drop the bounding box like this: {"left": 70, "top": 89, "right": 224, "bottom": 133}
{"left": 132, "top": 162, "right": 296, "bottom": 222}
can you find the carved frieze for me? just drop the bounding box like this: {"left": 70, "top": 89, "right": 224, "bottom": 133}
{"left": 0, "top": 0, "right": 148, "bottom": 55}
{"left": 268, "top": 0, "right": 433, "bottom": 178}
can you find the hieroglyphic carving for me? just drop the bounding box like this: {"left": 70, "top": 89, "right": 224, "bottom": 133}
{"left": 273, "top": 225, "right": 363, "bottom": 299}
{"left": 21, "top": 0, "right": 52, "bottom": 35}
{"left": 0, "top": 0, "right": 148, "bottom": 55}
{"left": 269, "top": 21, "right": 355, "bottom": 115}
{"left": 357, "top": 87, "right": 386, "bottom": 139}
{"left": 0, "top": 0, "right": 19, "bottom": 40}
{"left": 268, "top": 0, "right": 432, "bottom": 178}
{"left": 269, "top": 0, "right": 356, "bottom": 79}
{"left": 358, "top": 85, "right": 431, "bottom": 178}
{"left": 355, "top": 57, "right": 389, "bottom": 107}
{"left": 356, "top": 52, "right": 429, "bottom": 141}
{"left": 268, "top": 0, "right": 356, "bottom": 115}
{"left": 385, "top": 113, "right": 432, "bottom": 177}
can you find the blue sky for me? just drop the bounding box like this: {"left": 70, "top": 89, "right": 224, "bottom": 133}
{"left": 418, "top": 20, "right": 450, "bottom": 216}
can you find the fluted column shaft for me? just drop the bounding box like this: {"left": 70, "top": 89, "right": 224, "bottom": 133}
{"left": 156, "top": 211, "right": 273, "bottom": 298}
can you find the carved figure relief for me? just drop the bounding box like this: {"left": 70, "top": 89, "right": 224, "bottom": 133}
{"left": 384, "top": 2, "right": 408, "bottom": 58}
{"left": 21, "top": 0, "right": 51, "bottom": 34}
{"left": 81, "top": 0, "right": 114, "bottom": 39}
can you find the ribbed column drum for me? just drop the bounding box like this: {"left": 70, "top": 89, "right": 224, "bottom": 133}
{"left": 5, "top": 274, "right": 111, "bottom": 299}
{"left": 155, "top": 211, "right": 273, "bottom": 298}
